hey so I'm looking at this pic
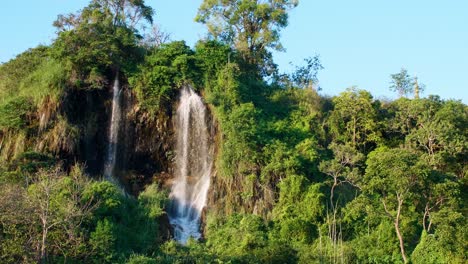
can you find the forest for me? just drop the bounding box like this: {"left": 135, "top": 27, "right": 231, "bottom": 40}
{"left": 0, "top": 0, "right": 466, "bottom": 263}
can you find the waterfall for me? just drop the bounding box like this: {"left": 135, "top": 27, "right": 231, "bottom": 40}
{"left": 104, "top": 74, "right": 121, "bottom": 181}
{"left": 169, "top": 86, "right": 212, "bottom": 244}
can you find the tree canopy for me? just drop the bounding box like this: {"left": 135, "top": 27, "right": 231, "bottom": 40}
{"left": 196, "top": 0, "right": 298, "bottom": 76}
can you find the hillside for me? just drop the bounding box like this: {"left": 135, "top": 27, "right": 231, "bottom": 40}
{"left": 0, "top": 1, "right": 466, "bottom": 263}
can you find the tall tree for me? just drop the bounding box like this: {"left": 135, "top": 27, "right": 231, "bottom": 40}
{"left": 52, "top": 0, "right": 155, "bottom": 86}
{"left": 54, "top": 0, "right": 154, "bottom": 32}
{"left": 389, "top": 68, "right": 415, "bottom": 98}
{"left": 392, "top": 97, "right": 468, "bottom": 174}
{"left": 319, "top": 142, "right": 364, "bottom": 210}
{"left": 27, "top": 167, "right": 97, "bottom": 263}
{"left": 328, "top": 87, "right": 381, "bottom": 152}
{"left": 363, "top": 147, "right": 427, "bottom": 264}
{"left": 291, "top": 55, "right": 323, "bottom": 90}
{"left": 196, "top": 0, "right": 298, "bottom": 76}
{"left": 419, "top": 171, "right": 459, "bottom": 234}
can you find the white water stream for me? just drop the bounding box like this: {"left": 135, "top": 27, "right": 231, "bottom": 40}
{"left": 169, "top": 86, "right": 212, "bottom": 244}
{"left": 104, "top": 74, "right": 121, "bottom": 181}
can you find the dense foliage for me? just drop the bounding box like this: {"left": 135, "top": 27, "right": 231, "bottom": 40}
{"left": 0, "top": 0, "right": 466, "bottom": 263}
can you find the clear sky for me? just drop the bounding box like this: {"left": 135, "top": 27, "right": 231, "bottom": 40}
{"left": 1, "top": 0, "right": 467, "bottom": 103}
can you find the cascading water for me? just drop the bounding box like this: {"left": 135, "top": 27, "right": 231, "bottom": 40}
{"left": 169, "top": 86, "right": 212, "bottom": 244}
{"left": 104, "top": 74, "right": 121, "bottom": 181}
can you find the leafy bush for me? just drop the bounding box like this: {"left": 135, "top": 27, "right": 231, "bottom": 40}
{"left": 0, "top": 97, "right": 34, "bottom": 130}
{"left": 129, "top": 41, "right": 201, "bottom": 114}
{"left": 126, "top": 254, "right": 158, "bottom": 264}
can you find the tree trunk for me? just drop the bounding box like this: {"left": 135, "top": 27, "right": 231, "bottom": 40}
{"left": 330, "top": 177, "right": 338, "bottom": 210}
{"left": 395, "top": 197, "right": 408, "bottom": 263}
{"left": 352, "top": 117, "right": 357, "bottom": 147}
{"left": 422, "top": 203, "right": 429, "bottom": 231}
{"left": 40, "top": 222, "right": 48, "bottom": 264}
{"left": 395, "top": 221, "right": 407, "bottom": 263}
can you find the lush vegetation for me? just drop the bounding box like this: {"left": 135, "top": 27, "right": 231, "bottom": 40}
{"left": 0, "top": 0, "right": 466, "bottom": 263}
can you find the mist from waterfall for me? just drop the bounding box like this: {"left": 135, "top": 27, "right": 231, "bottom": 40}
{"left": 169, "top": 86, "right": 212, "bottom": 244}
{"left": 104, "top": 74, "right": 121, "bottom": 181}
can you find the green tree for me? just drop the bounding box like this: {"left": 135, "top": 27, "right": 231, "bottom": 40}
{"left": 419, "top": 172, "right": 459, "bottom": 234}
{"left": 54, "top": 0, "right": 154, "bottom": 32}
{"left": 90, "top": 219, "right": 117, "bottom": 263}
{"left": 0, "top": 97, "right": 34, "bottom": 131}
{"left": 412, "top": 171, "right": 465, "bottom": 263}
{"left": 410, "top": 99, "right": 467, "bottom": 174}
{"left": 291, "top": 55, "right": 323, "bottom": 90}
{"left": 129, "top": 41, "right": 200, "bottom": 113}
{"left": 272, "top": 175, "right": 324, "bottom": 244}
{"left": 363, "top": 147, "right": 427, "bottom": 263}
{"left": 0, "top": 184, "right": 36, "bottom": 263}
{"left": 196, "top": 0, "right": 298, "bottom": 75}
{"left": 389, "top": 68, "right": 415, "bottom": 98}
{"left": 126, "top": 254, "right": 157, "bottom": 264}
{"left": 319, "top": 142, "right": 364, "bottom": 210}
{"left": 53, "top": 0, "right": 154, "bottom": 86}
{"left": 391, "top": 97, "right": 468, "bottom": 175}
{"left": 329, "top": 87, "right": 381, "bottom": 152}
{"left": 27, "top": 167, "right": 97, "bottom": 263}
{"left": 411, "top": 231, "right": 448, "bottom": 264}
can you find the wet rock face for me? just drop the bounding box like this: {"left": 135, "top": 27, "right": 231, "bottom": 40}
{"left": 119, "top": 88, "right": 174, "bottom": 194}
{"left": 61, "top": 87, "right": 108, "bottom": 174}
{"left": 57, "top": 80, "right": 173, "bottom": 192}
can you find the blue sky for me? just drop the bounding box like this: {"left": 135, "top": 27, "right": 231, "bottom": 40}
{"left": 1, "top": 0, "right": 466, "bottom": 103}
